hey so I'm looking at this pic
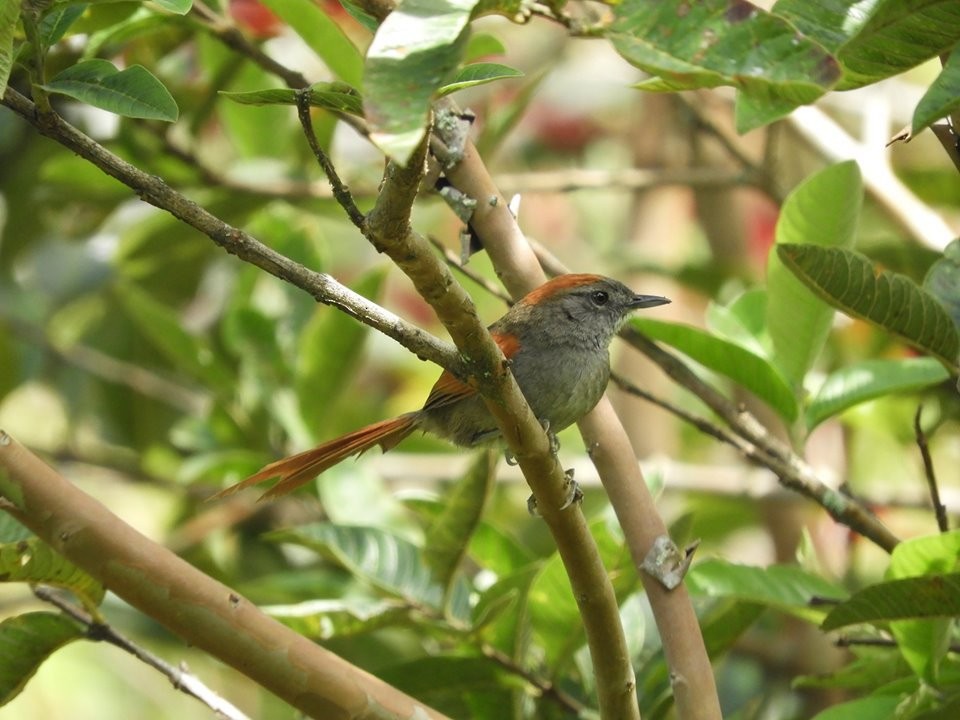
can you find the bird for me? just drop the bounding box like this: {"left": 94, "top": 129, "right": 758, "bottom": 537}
{"left": 211, "top": 274, "right": 669, "bottom": 501}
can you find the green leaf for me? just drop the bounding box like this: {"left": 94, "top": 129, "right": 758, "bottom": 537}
{"left": 464, "top": 33, "right": 506, "bottom": 61}
{"left": 913, "top": 45, "right": 960, "bottom": 135}
{"left": 924, "top": 238, "right": 960, "bottom": 329}
{"left": 403, "top": 495, "right": 536, "bottom": 577}
{"left": 777, "top": 244, "right": 960, "bottom": 373}
{"left": 471, "top": 566, "right": 536, "bottom": 631}
{"left": 685, "top": 558, "right": 845, "bottom": 622}
{"left": 0, "top": 514, "right": 32, "bottom": 544}
{"left": 795, "top": 649, "right": 911, "bottom": 690}
{"left": 295, "top": 267, "right": 387, "bottom": 432}
{"left": 267, "top": 523, "right": 450, "bottom": 612}
{"left": 806, "top": 357, "right": 950, "bottom": 430}
{"left": 834, "top": 0, "right": 960, "bottom": 90}
{"left": 42, "top": 59, "right": 178, "bottom": 121}
{"left": 705, "top": 289, "right": 770, "bottom": 357}
{"left": 151, "top": 0, "right": 192, "bottom": 14}
{"left": 0, "top": 612, "right": 83, "bottom": 705}
{"left": 437, "top": 62, "right": 523, "bottom": 96}
{"left": 0, "top": 0, "right": 20, "bottom": 96}
{"left": 631, "top": 317, "right": 799, "bottom": 421}
{"left": 821, "top": 573, "right": 960, "bottom": 631}
{"left": 423, "top": 451, "right": 496, "bottom": 596}
{"left": 887, "top": 531, "right": 960, "bottom": 682}
{"left": 889, "top": 530, "right": 960, "bottom": 580}
{"left": 338, "top": 0, "right": 379, "bottom": 32}
{"left": 263, "top": 598, "right": 412, "bottom": 639}
{"left": 528, "top": 516, "right": 636, "bottom": 668}
{"left": 39, "top": 4, "right": 86, "bottom": 46}
{"left": 364, "top": 0, "right": 479, "bottom": 164}
{"left": 610, "top": 0, "right": 839, "bottom": 131}
{"left": 114, "top": 283, "right": 234, "bottom": 400}
{"left": 219, "top": 82, "right": 364, "bottom": 115}
{"left": 811, "top": 695, "right": 901, "bottom": 720}
{"left": 767, "top": 161, "right": 862, "bottom": 389}
{"left": 259, "top": 0, "right": 362, "bottom": 86}
{"left": 0, "top": 540, "right": 105, "bottom": 609}
{"left": 771, "top": 0, "right": 874, "bottom": 53}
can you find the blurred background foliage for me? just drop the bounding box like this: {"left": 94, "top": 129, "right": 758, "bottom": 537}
{"left": 1, "top": 0, "right": 960, "bottom": 718}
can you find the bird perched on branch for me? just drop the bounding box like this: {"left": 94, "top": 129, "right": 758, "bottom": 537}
{"left": 211, "top": 274, "right": 669, "bottom": 501}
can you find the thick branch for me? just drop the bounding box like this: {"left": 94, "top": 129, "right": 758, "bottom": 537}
{"left": 354, "top": 132, "right": 640, "bottom": 720}
{"left": 435, "top": 103, "right": 719, "bottom": 720}
{"left": 0, "top": 433, "right": 448, "bottom": 720}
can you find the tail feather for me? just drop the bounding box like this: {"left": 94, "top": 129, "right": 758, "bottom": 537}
{"left": 210, "top": 414, "right": 418, "bottom": 501}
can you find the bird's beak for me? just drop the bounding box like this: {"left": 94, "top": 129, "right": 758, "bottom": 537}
{"left": 629, "top": 294, "right": 671, "bottom": 309}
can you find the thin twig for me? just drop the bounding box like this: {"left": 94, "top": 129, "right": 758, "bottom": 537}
{"left": 914, "top": 404, "right": 949, "bottom": 532}
{"left": 426, "top": 235, "right": 514, "bottom": 304}
{"left": 190, "top": 1, "right": 308, "bottom": 89}
{"left": 494, "top": 166, "right": 762, "bottom": 195}
{"left": 481, "top": 644, "right": 587, "bottom": 715}
{"left": 295, "top": 90, "right": 366, "bottom": 228}
{"left": 622, "top": 326, "right": 900, "bottom": 552}
{"left": 675, "top": 93, "right": 783, "bottom": 203}
{"left": 33, "top": 586, "right": 251, "bottom": 720}
{"left": 835, "top": 635, "right": 960, "bottom": 654}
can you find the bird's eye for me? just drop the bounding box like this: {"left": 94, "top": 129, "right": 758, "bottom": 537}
{"left": 590, "top": 290, "right": 609, "bottom": 306}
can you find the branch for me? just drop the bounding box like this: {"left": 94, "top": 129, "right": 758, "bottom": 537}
{"left": 33, "top": 586, "right": 250, "bottom": 720}
{"left": 619, "top": 327, "right": 900, "bottom": 553}
{"left": 788, "top": 105, "right": 955, "bottom": 251}
{"left": 345, "top": 128, "right": 641, "bottom": 719}
{"left": 433, "top": 102, "right": 721, "bottom": 720}
{"left": 0, "top": 433, "right": 449, "bottom": 720}
{"left": 914, "top": 405, "right": 949, "bottom": 533}
{"left": 1, "top": 87, "right": 461, "bottom": 379}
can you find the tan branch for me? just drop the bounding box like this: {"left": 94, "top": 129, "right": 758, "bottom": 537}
{"left": 0, "top": 433, "right": 449, "bottom": 720}
{"left": 435, "top": 101, "right": 721, "bottom": 720}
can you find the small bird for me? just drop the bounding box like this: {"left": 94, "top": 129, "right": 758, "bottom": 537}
{"left": 212, "top": 274, "right": 669, "bottom": 500}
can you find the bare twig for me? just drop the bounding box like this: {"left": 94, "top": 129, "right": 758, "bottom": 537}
{"left": 295, "top": 90, "right": 366, "bottom": 228}
{"left": 914, "top": 405, "right": 949, "bottom": 532}
{"left": 481, "top": 644, "right": 587, "bottom": 715}
{"left": 494, "top": 166, "right": 762, "bottom": 195}
{"left": 33, "top": 586, "right": 251, "bottom": 720}
{"left": 676, "top": 94, "right": 783, "bottom": 202}
{"left": 621, "top": 326, "right": 900, "bottom": 553}
{"left": 426, "top": 235, "right": 514, "bottom": 304}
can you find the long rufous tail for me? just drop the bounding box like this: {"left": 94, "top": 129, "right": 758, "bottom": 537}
{"left": 210, "top": 413, "right": 419, "bottom": 501}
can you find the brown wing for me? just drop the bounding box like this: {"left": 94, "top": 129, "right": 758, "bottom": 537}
{"left": 421, "top": 331, "right": 519, "bottom": 411}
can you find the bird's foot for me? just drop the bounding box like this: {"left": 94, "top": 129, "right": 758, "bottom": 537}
{"left": 539, "top": 419, "right": 560, "bottom": 455}
{"left": 526, "top": 468, "right": 582, "bottom": 516}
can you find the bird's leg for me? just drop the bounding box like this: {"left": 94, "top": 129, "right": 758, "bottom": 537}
{"left": 504, "top": 419, "right": 559, "bottom": 466}
{"left": 541, "top": 419, "right": 560, "bottom": 455}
